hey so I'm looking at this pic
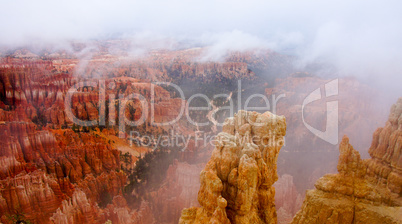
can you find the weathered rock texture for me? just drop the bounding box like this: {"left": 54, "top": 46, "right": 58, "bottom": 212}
{"left": 50, "top": 192, "right": 155, "bottom": 224}
{"left": 291, "top": 98, "right": 402, "bottom": 224}
{"left": 0, "top": 59, "right": 186, "bottom": 129}
{"left": 366, "top": 97, "right": 402, "bottom": 196}
{"left": 0, "top": 170, "right": 66, "bottom": 223}
{"left": 179, "top": 110, "right": 286, "bottom": 224}
{"left": 0, "top": 122, "right": 128, "bottom": 224}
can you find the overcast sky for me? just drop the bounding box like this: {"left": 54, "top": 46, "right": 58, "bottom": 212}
{"left": 1, "top": 0, "right": 401, "bottom": 94}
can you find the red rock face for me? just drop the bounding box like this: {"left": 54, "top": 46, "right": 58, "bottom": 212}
{"left": 0, "top": 121, "right": 128, "bottom": 223}
{"left": 148, "top": 160, "right": 204, "bottom": 223}
{"left": 0, "top": 58, "right": 190, "bottom": 130}
{"left": 0, "top": 170, "right": 67, "bottom": 224}
{"left": 50, "top": 191, "right": 156, "bottom": 224}
{"left": 50, "top": 189, "right": 98, "bottom": 224}
{"left": 273, "top": 174, "right": 303, "bottom": 224}
{"left": 0, "top": 95, "right": 131, "bottom": 223}
{"left": 0, "top": 122, "right": 62, "bottom": 178}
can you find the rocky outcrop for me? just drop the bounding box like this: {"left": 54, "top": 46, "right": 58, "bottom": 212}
{"left": 366, "top": 97, "right": 402, "bottom": 195}
{"left": 0, "top": 121, "right": 122, "bottom": 181}
{"left": 291, "top": 98, "right": 402, "bottom": 224}
{"left": 50, "top": 191, "right": 156, "bottom": 224}
{"left": 179, "top": 110, "right": 286, "bottom": 224}
{"left": 0, "top": 121, "right": 127, "bottom": 223}
{"left": 0, "top": 122, "right": 63, "bottom": 178}
{"left": 50, "top": 189, "right": 97, "bottom": 224}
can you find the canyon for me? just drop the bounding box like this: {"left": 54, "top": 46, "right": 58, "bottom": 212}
{"left": 0, "top": 45, "right": 399, "bottom": 223}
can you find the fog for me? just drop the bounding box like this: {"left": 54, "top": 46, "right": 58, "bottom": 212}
{"left": 1, "top": 0, "right": 401, "bottom": 95}
{"left": 1, "top": 2, "right": 400, "bottom": 221}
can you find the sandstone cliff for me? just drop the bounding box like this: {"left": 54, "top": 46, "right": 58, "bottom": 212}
{"left": 0, "top": 170, "right": 66, "bottom": 223}
{"left": 0, "top": 122, "right": 128, "bottom": 223}
{"left": 50, "top": 192, "right": 155, "bottom": 224}
{"left": 0, "top": 59, "right": 187, "bottom": 129}
{"left": 291, "top": 98, "right": 402, "bottom": 224}
{"left": 179, "top": 110, "right": 286, "bottom": 224}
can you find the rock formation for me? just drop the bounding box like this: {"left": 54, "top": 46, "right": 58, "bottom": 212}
{"left": 50, "top": 189, "right": 97, "bottom": 224}
{"left": 366, "top": 97, "right": 402, "bottom": 196}
{"left": 50, "top": 191, "right": 156, "bottom": 224}
{"left": 0, "top": 122, "right": 128, "bottom": 223}
{"left": 0, "top": 170, "right": 65, "bottom": 223}
{"left": 291, "top": 98, "right": 402, "bottom": 224}
{"left": 179, "top": 110, "right": 286, "bottom": 224}
{"left": 1, "top": 46, "right": 396, "bottom": 223}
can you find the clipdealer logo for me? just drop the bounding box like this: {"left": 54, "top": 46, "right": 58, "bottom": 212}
{"left": 64, "top": 78, "right": 339, "bottom": 147}
{"left": 302, "top": 79, "right": 339, "bottom": 145}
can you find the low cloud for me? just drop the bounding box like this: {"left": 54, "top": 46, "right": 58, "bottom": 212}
{"left": 0, "top": 0, "right": 401, "bottom": 96}
{"left": 198, "top": 30, "right": 269, "bottom": 61}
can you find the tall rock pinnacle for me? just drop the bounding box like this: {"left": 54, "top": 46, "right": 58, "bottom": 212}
{"left": 179, "top": 110, "right": 286, "bottom": 224}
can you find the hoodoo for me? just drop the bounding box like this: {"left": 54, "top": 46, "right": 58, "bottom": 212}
{"left": 179, "top": 110, "right": 286, "bottom": 224}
